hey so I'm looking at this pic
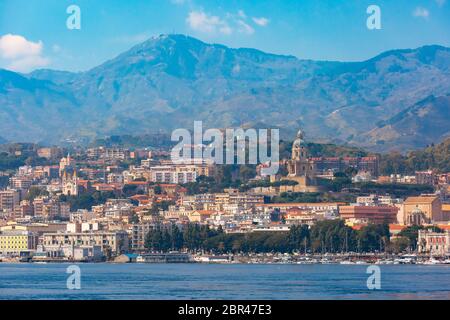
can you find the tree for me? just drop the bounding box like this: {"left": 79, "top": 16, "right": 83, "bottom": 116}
{"left": 170, "top": 224, "right": 184, "bottom": 251}
{"left": 25, "top": 186, "right": 49, "bottom": 201}
{"left": 357, "top": 224, "right": 390, "bottom": 253}
{"left": 310, "top": 220, "right": 356, "bottom": 253}
{"left": 288, "top": 225, "right": 310, "bottom": 253}
{"left": 388, "top": 237, "right": 410, "bottom": 254}
{"left": 398, "top": 225, "right": 423, "bottom": 251}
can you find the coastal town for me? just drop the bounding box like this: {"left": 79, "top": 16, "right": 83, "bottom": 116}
{"left": 0, "top": 130, "right": 449, "bottom": 265}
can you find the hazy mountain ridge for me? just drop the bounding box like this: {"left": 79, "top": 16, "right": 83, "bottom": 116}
{"left": 0, "top": 34, "right": 449, "bottom": 150}
{"left": 363, "top": 94, "right": 450, "bottom": 151}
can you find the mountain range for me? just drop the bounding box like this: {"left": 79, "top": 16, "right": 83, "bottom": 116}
{"left": 0, "top": 34, "right": 449, "bottom": 151}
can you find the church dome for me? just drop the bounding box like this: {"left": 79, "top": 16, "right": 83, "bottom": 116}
{"left": 292, "top": 129, "right": 305, "bottom": 148}
{"left": 411, "top": 206, "right": 423, "bottom": 215}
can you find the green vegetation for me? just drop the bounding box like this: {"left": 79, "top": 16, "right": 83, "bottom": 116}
{"left": 145, "top": 223, "right": 222, "bottom": 251}
{"left": 91, "top": 134, "right": 172, "bottom": 148}
{"left": 59, "top": 191, "right": 118, "bottom": 211}
{"left": 379, "top": 138, "right": 450, "bottom": 174}
{"left": 0, "top": 152, "right": 25, "bottom": 170}
{"left": 0, "top": 176, "right": 9, "bottom": 188}
{"left": 279, "top": 140, "right": 369, "bottom": 159}
{"left": 25, "top": 186, "right": 49, "bottom": 201}
{"left": 182, "top": 165, "right": 257, "bottom": 195}
{"left": 144, "top": 221, "right": 397, "bottom": 254}
{"left": 355, "top": 182, "right": 434, "bottom": 198}
{"left": 397, "top": 225, "right": 443, "bottom": 251}
{"left": 149, "top": 200, "right": 176, "bottom": 215}
{"left": 270, "top": 192, "right": 322, "bottom": 203}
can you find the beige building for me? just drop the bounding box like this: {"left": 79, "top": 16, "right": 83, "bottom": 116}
{"left": 0, "top": 189, "right": 20, "bottom": 213}
{"left": 42, "top": 231, "right": 129, "bottom": 254}
{"left": 403, "top": 196, "right": 444, "bottom": 223}
{"left": 418, "top": 230, "right": 450, "bottom": 256}
{"left": 188, "top": 210, "right": 216, "bottom": 223}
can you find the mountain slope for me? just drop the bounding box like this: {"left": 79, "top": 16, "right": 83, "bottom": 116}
{"left": 0, "top": 34, "right": 449, "bottom": 150}
{"left": 363, "top": 94, "right": 450, "bottom": 151}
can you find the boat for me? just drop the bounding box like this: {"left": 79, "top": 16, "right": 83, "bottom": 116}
{"left": 422, "top": 258, "right": 442, "bottom": 265}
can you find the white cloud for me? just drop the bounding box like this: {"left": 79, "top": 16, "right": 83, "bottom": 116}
{"left": 186, "top": 11, "right": 232, "bottom": 35}
{"left": 435, "top": 0, "right": 446, "bottom": 7}
{"left": 0, "top": 34, "right": 49, "bottom": 72}
{"left": 413, "top": 7, "right": 430, "bottom": 19}
{"left": 252, "top": 17, "right": 270, "bottom": 27}
{"left": 186, "top": 10, "right": 268, "bottom": 36}
{"left": 7, "top": 56, "right": 49, "bottom": 73}
{"left": 0, "top": 34, "right": 43, "bottom": 59}
{"left": 237, "top": 20, "right": 255, "bottom": 35}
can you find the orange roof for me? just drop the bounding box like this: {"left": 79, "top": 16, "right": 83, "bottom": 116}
{"left": 350, "top": 224, "right": 367, "bottom": 231}
{"left": 194, "top": 210, "right": 216, "bottom": 215}
{"left": 389, "top": 224, "right": 406, "bottom": 231}
{"left": 127, "top": 181, "right": 148, "bottom": 185}
{"left": 258, "top": 202, "right": 345, "bottom": 207}
{"left": 130, "top": 195, "right": 150, "bottom": 200}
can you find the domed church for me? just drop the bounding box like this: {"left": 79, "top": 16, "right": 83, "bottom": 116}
{"left": 282, "top": 129, "right": 321, "bottom": 192}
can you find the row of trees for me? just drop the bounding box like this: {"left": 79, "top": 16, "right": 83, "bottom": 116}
{"left": 145, "top": 223, "right": 223, "bottom": 251}
{"left": 144, "top": 220, "right": 428, "bottom": 254}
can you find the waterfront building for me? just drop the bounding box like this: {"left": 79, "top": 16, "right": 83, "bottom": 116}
{"left": 0, "top": 230, "right": 38, "bottom": 255}
{"left": 418, "top": 230, "right": 450, "bottom": 256}
{"left": 42, "top": 231, "right": 129, "bottom": 255}
{"left": 131, "top": 223, "right": 154, "bottom": 251}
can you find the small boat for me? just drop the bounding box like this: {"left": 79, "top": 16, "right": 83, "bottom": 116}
{"left": 422, "top": 258, "right": 441, "bottom": 265}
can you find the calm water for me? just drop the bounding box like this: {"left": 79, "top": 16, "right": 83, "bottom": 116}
{"left": 0, "top": 263, "right": 449, "bottom": 300}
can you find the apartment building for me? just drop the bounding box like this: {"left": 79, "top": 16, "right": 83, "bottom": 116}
{"left": 0, "top": 230, "right": 38, "bottom": 255}
{"left": 42, "top": 231, "right": 129, "bottom": 254}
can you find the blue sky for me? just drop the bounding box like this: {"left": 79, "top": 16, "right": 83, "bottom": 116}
{"left": 0, "top": 0, "right": 449, "bottom": 72}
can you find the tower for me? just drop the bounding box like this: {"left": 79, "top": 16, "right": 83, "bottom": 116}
{"left": 62, "top": 169, "right": 78, "bottom": 196}
{"left": 282, "top": 129, "right": 320, "bottom": 192}
{"left": 287, "top": 129, "right": 316, "bottom": 179}
{"left": 60, "top": 154, "right": 78, "bottom": 196}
